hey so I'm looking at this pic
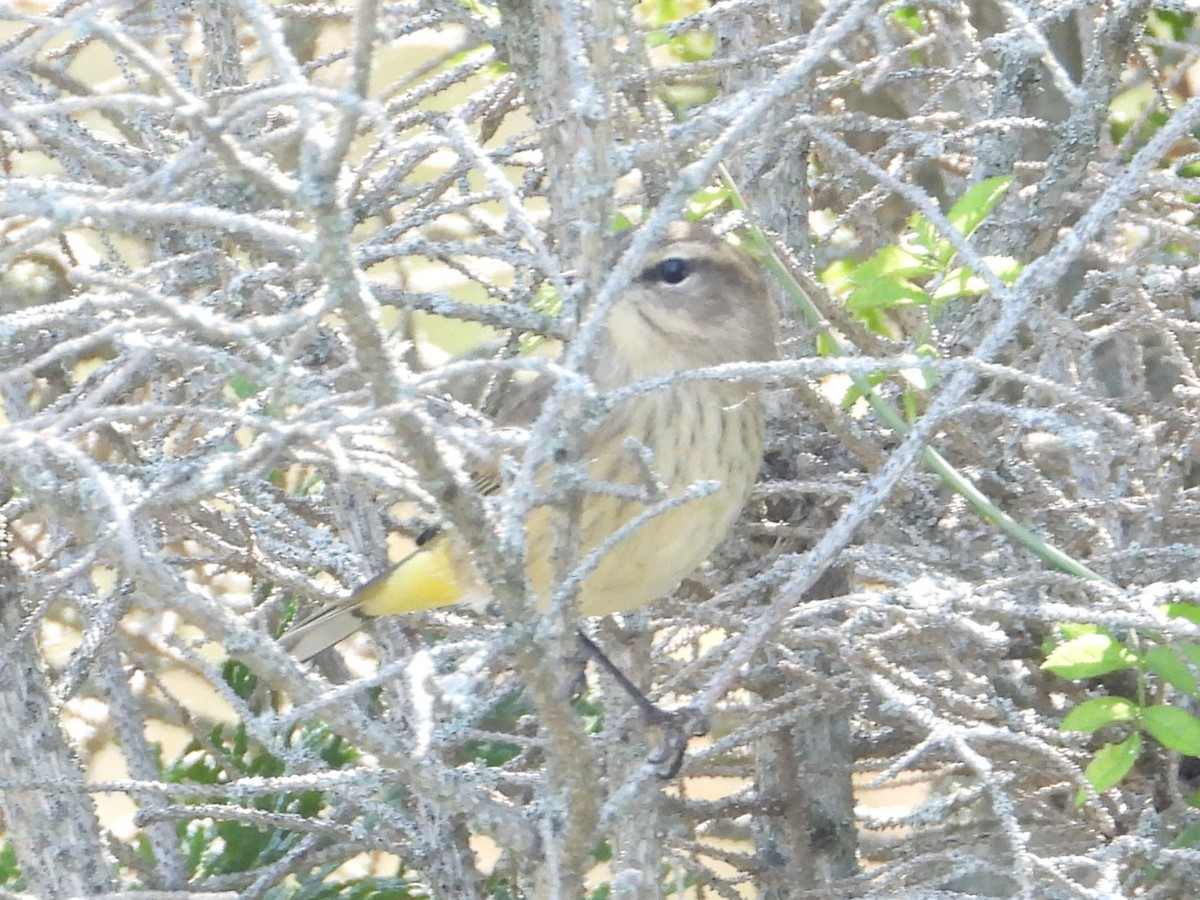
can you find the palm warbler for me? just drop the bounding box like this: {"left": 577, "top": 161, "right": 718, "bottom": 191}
{"left": 283, "top": 221, "right": 778, "bottom": 661}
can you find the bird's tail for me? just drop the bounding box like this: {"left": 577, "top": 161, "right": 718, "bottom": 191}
{"left": 280, "top": 534, "right": 474, "bottom": 661}
{"left": 280, "top": 603, "right": 374, "bottom": 662}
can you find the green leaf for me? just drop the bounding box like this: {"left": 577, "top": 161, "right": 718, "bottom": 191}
{"left": 610, "top": 211, "right": 634, "bottom": 233}
{"left": 851, "top": 243, "right": 936, "bottom": 284}
{"left": 222, "top": 659, "right": 260, "bottom": 702}
{"left": 840, "top": 371, "right": 889, "bottom": 409}
{"left": 1059, "top": 623, "right": 1105, "bottom": 639}
{"left": 181, "top": 821, "right": 209, "bottom": 874}
{"left": 0, "top": 842, "right": 25, "bottom": 890}
{"left": 639, "top": 0, "right": 685, "bottom": 28}
{"left": 1177, "top": 642, "right": 1200, "bottom": 670}
{"left": 932, "top": 267, "right": 988, "bottom": 302}
{"left": 892, "top": 6, "right": 923, "bottom": 31}
{"left": 1043, "top": 622, "right": 1103, "bottom": 656}
{"left": 664, "top": 30, "right": 716, "bottom": 63}
{"left": 1043, "top": 633, "right": 1138, "bottom": 679}
{"left": 994, "top": 255, "right": 1024, "bottom": 282}
{"left": 531, "top": 280, "right": 563, "bottom": 316}
{"left": 1174, "top": 820, "right": 1200, "bottom": 849}
{"left": 931, "top": 256, "right": 1022, "bottom": 301}
{"left": 1148, "top": 9, "right": 1195, "bottom": 42}
{"left": 645, "top": 29, "right": 671, "bottom": 48}
{"left": 908, "top": 211, "right": 940, "bottom": 260}
{"left": 457, "top": 0, "right": 499, "bottom": 23}
{"left": 593, "top": 839, "right": 613, "bottom": 863}
{"left": 855, "top": 308, "right": 905, "bottom": 341}
{"left": 228, "top": 375, "right": 261, "bottom": 400}
{"left": 1082, "top": 733, "right": 1141, "bottom": 796}
{"left": 845, "top": 278, "right": 929, "bottom": 313}
{"left": 1142, "top": 705, "right": 1200, "bottom": 755}
{"left": 462, "top": 738, "right": 522, "bottom": 767}
{"left": 685, "top": 184, "right": 733, "bottom": 219}
{"left": 1061, "top": 696, "right": 1139, "bottom": 733}
{"left": 908, "top": 176, "right": 1015, "bottom": 266}
{"left": 815, "top": 331, "right": 840, "bottom": 357}
{"left": 819, "top": 258, "right": 857, "bottom": 297}
{"left": 1165, "top": 602, "right": 1200, "bottom": 626}
{"left": 1144, "top": 645, "right": 1199, "bottom": 696}
{"left": 946, "top": 176, "right": 1015, "bottom": 240}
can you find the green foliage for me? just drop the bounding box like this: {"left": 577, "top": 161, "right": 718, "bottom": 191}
{"left": 684, "top": 183, "right": 736, "bottom": 221}
{"left": 1142, "top": 705, "right": 1200, "bottom": 755}
{"left": 573, "top": 691, "right": 606, "bottom": 736}
{"left": 228, "top": 375, "right": 261, "bottom": 400}
{"left": 1108, "top": 10, "right": 1198, "bottom": 173}
{"left": 448, "top": 44, "right": 507, "bottom": 78}
{"left": 619, "top": 182, "right": 738, "bottom": 233}
{"left": 158, "top": 716, "right": 352, "bottom": 878}
{"left": 1060, "top": 696, "right": 1139, "bottom": 733}
{"left": 826, "top": 176, "right": 1019, "bottom": 330}
{"left": 1046, "top": 605, "right": 1200, "bottom": 803}
{"left": 592, "top": 839, "right": 613, "bottom": 863}
{"left": 460, "top": 688, "right": 530, "bottom": 767}
{"left": 819, "top": 176, "right": 1020, "bottom": 407}
{"left": 1043, "top": 630, "right": 1138, "bottom": 679}
{"left": 223, "top": 658, "right": 264, "bottom": 702}
{"left": 1146, "top": 8, "right": 1194, "bottom": 42}
{"left": 663, "top": 871, "right": 700, "bottom": 895}
{"left": 892, "top": 6, "right": 923, "bottom": 32}
{"left": 1109, "top": 83, "right": 1169, "bottom": 149}
{"left": 483, "top": 873, "right": 522, "bottom": 899}
{"left": 644, "top": 23, "right": 714, "bottom": 64}
{"left": 0, "top": 842, "right": 25, "bottom": 891}
{"left": 456, "top": 0, "right": 499, "bottom": 24}
{"left": 1083, "top": 734, "right": 1141, "bottom": 795}
{"left": 636, "top": 0, "right": 718, "bottom": 108}
{"left": 457, "top": 684, "right": 607, "bottom": 769}
{"left": 265, "top": 866, "right": 431, "bottom": 900}
{"left": 139, "top": 661, "right": 450, "bottom": 894}
{"left": 1172, "top": 819, "right": 1200, "bottom": 852}
{"left": 530, "top": 279, "right": 563, "bottom": 318}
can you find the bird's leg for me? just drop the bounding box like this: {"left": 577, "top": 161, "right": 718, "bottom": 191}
{"left": 575, "top": 628, "right": 709, "bottom": 779}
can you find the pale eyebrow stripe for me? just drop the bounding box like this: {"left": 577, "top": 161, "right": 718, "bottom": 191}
{"left": 658, "top": 240, "right": 717, "bottom": 260}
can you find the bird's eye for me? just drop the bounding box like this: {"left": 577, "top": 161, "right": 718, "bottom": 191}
{"left": 653, "top": 257, "right": 692, "bottom": 285}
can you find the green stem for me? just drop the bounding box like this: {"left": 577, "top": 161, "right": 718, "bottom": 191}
{"left": 719, "top": 165, "right": 1113, "bottom": 588}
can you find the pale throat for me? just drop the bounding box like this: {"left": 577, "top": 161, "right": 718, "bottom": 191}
{"left": 602, "top": 298, "right": 716, "bottom": 383}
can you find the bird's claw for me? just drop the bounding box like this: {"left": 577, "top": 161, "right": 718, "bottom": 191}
{"left": 644, "top": 705, "right": 709, "bottom": 779}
